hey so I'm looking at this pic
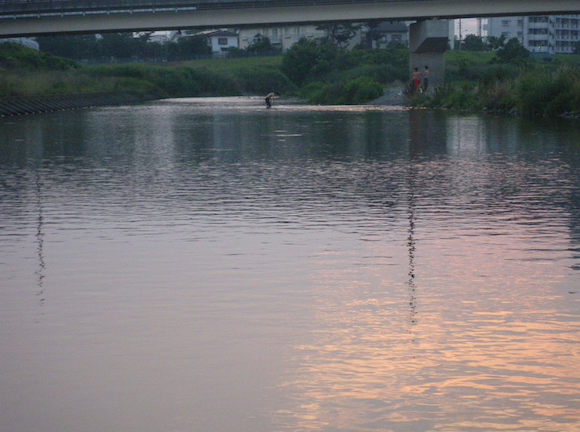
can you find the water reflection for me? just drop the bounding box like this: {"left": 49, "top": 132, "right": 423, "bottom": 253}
{"left": 407, "top": 161, "right": 418, "bottom": 328}
{"left": 1, "top": 98, "right": 580, "bottom": 432}
{"left": 34, "top": 167, "right": 45, "bottom": 306}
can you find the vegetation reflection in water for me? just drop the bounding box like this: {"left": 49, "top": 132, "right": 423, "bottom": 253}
{"left": 1, "top": 97, "right": 580, "bottom": 432}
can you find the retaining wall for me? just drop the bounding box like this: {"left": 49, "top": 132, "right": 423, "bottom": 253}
{"left": 0, "top": 92, "right": 163, "bottom": 117}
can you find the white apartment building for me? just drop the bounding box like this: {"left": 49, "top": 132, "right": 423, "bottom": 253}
{"left": 485, "top": 15, "right": 580, "bottom": 54}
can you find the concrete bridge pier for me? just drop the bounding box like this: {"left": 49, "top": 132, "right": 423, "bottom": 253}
{"left": 409, "top": 20, "right": 450, "bottom": 91}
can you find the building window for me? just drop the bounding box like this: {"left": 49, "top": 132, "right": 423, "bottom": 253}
{"left": 502, "top": 20, "right": 511, "bottom": 27}
{"left": 501, "top": 32, "right": 510, "bottom": 38}
{"left": 218, "top": 38, "right": 228, "bottom": 45}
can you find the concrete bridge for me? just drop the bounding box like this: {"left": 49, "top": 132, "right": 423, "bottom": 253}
{"left": 1, "top": 0, "right": 579, "bottom": 38}
{"left": 1, "top": 0, "right": 579, "bottom": 89}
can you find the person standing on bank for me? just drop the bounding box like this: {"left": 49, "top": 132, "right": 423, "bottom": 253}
{"left": 265, "top": 92, "right": 278, "bottom": 108}
{"left": 412, "top": 68, "right": 421, "bottom": 93}
{"left": 422, "top": 66, "right": 430, "bottom": 93}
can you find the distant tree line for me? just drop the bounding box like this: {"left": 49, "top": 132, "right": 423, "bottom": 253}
{"left": 459, "top": 34, "right": 580, "bottom": 55}
{"left": 36, "top": 32, "right": 211, "bottom": 62}
{"left": 36, "top": 21, "right": 407, "bottom": 63}
{"left": 455, "top": 34, "right": 533, "bottom": 63}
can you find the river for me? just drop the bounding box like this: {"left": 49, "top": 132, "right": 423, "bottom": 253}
{"left": 1, "top": 97, "right": 580, "bottom": 432}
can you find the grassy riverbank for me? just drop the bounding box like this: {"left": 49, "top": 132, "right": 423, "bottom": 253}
{"left": 2, "top": 40, "right": 580, "bottom": 117}
{"left": 408, "top": 50, "right": 580, "bottom": 118}
{"left": 0, "top": 41, "right": 405, "bottom": 103}
{"left": 0, "top": 43, "right": 294, "bottom": 98}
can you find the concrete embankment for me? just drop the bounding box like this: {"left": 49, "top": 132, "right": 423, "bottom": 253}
{"left": 0, "top": 92, "right": 163, "bottom": 117}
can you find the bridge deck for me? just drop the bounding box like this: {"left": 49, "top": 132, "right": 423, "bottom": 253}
{"left": 1, "top": 0, "right": 579, "bottom": 37}
{"left": 1, "top": 0, "right": 426, "bottom": 19}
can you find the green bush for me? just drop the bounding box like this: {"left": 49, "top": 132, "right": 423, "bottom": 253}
{"left": 281, "top": 39, "right": 338, "bottom": 86}
{"left": 413, "top": 82, "right": 480, "bottom": 111}
{"left": 85, "top": 64, "right": 148, "bottom": 79}
{"left": 282, "top": 42, "right": 408, "bottom": 88}
{"left": 446, "top": 84, "right": 480, "bottom": 110}
{"left": 480, "top": 64, "right": 519, "bottom": 88}
{"left": 515, "top": 67, "right": 580, "bottom": 116}
{"left": 524, "top": 67, "right": 580, "bottom": 116}
{"left": 306, "top": 77, "right": 383, "bottom": 105}
{"left": 326, "top": 64, "right": 407, "bottom": 85}
{"left": 480, "top": 80, "right": 517, "bottom": 112}
{"left": 299, "top": 81, "right": 326, "bottom": 102}
{"left": 339, "top": 77, "right": 384, "bottom": 104}
{"left": 84, "top": 64, "right": 241, "bottom": 97}
{"left": 232, "top": 66, "right": 297, "bottom": 95}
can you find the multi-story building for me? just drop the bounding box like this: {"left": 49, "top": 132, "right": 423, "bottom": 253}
{"left": 485, "top": 15, "right": 580, "bottom": 54}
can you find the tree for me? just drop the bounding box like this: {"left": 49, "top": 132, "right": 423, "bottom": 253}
{"left": 166, "top": 36, "right": 211, "bottom": 60}
{"left": 363, "top": 21, "right": 383, "bottom": 49}
{"left": 495, "top": 37, "right": 530, "bottom": 63}
{"left": 462, "top": 34, "right": 488, "bottom": 52}
{"left": 316, "top": 22, "right": 361, "bottom": 49}
{"left": 281, "top": 38, "right": 337, "bottom": 86}
{"left": 98, "top": 33, "right": 139, "bottom": 59}
{"left": 245, "top": 34, "right": 280, "bottom": 55}
{"left": 37, "top": 34, "right": 99, "bottom": 60}
{"left": 487, "top": 35, "right": 507, "bottom": 52}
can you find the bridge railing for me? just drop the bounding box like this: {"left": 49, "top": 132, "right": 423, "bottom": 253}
{"left": 0, "top": 0, "right": 411, "bottom": 19}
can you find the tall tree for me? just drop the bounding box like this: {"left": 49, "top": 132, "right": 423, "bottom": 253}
{"left": 462, "top": 34, "right": 488, "bottom": 52}
{"left": 495, "top": 37, "right": 530, "bottom": 63}
{"left": 37, "top": 34, "right": 98, "bottom": 60}
{"left": 487, "top": 35, "right": 507, "bottom": 51}
{"left": 281, "top": 38, "right": 337, "bottom": 86}
{"left": 98, "top": 33, "right": 138, "bottom": 59}
{"left": 246, "top": 34, "right": 279, "bottom": 54}
{"left": 166, "top": 36, "right": 211, "bottom": 60}
{"left": 316, "top": 22, "right": 361, "bottom": 49}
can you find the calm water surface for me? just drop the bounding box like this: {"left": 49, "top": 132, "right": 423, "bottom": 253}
{"left": 1, "top": 97, "right": 580, "bottom": 432}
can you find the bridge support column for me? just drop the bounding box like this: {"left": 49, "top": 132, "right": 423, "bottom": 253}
{"left": 409, "top": 20, "right": 449, "bottom": 90}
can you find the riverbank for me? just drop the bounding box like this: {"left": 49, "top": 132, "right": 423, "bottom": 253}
{"left": 366, "top": 87, "right": 407, "bottom": 106}
{"left": 2, "top": 41, "right": 580, "bottom": 118}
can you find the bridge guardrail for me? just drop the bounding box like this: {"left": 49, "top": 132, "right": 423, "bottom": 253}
{"left": 0, "top": 0, "right": 409, "bottom": 19}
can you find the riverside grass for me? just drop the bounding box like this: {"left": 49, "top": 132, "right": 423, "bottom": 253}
{"left": 2, "top": 41, "right": 580, "bottom": 117}
{"left": 409, "top": 52, "right": 580, "bottom": 118}
{"left": 0, "top": 44, "right": 295, "bottom": 98}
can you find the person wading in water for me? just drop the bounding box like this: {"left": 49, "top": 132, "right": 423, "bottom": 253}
{"left": 265, "top": 92, "right": 278, "bottom": 108}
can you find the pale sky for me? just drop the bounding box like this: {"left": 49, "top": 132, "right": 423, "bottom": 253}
{"left": 455, "top": 18, "right": 481, "bottom": 39}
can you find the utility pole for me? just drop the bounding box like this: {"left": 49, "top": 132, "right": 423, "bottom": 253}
{"left": 458, "top": 19, "right": 462, "bottom": 50}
